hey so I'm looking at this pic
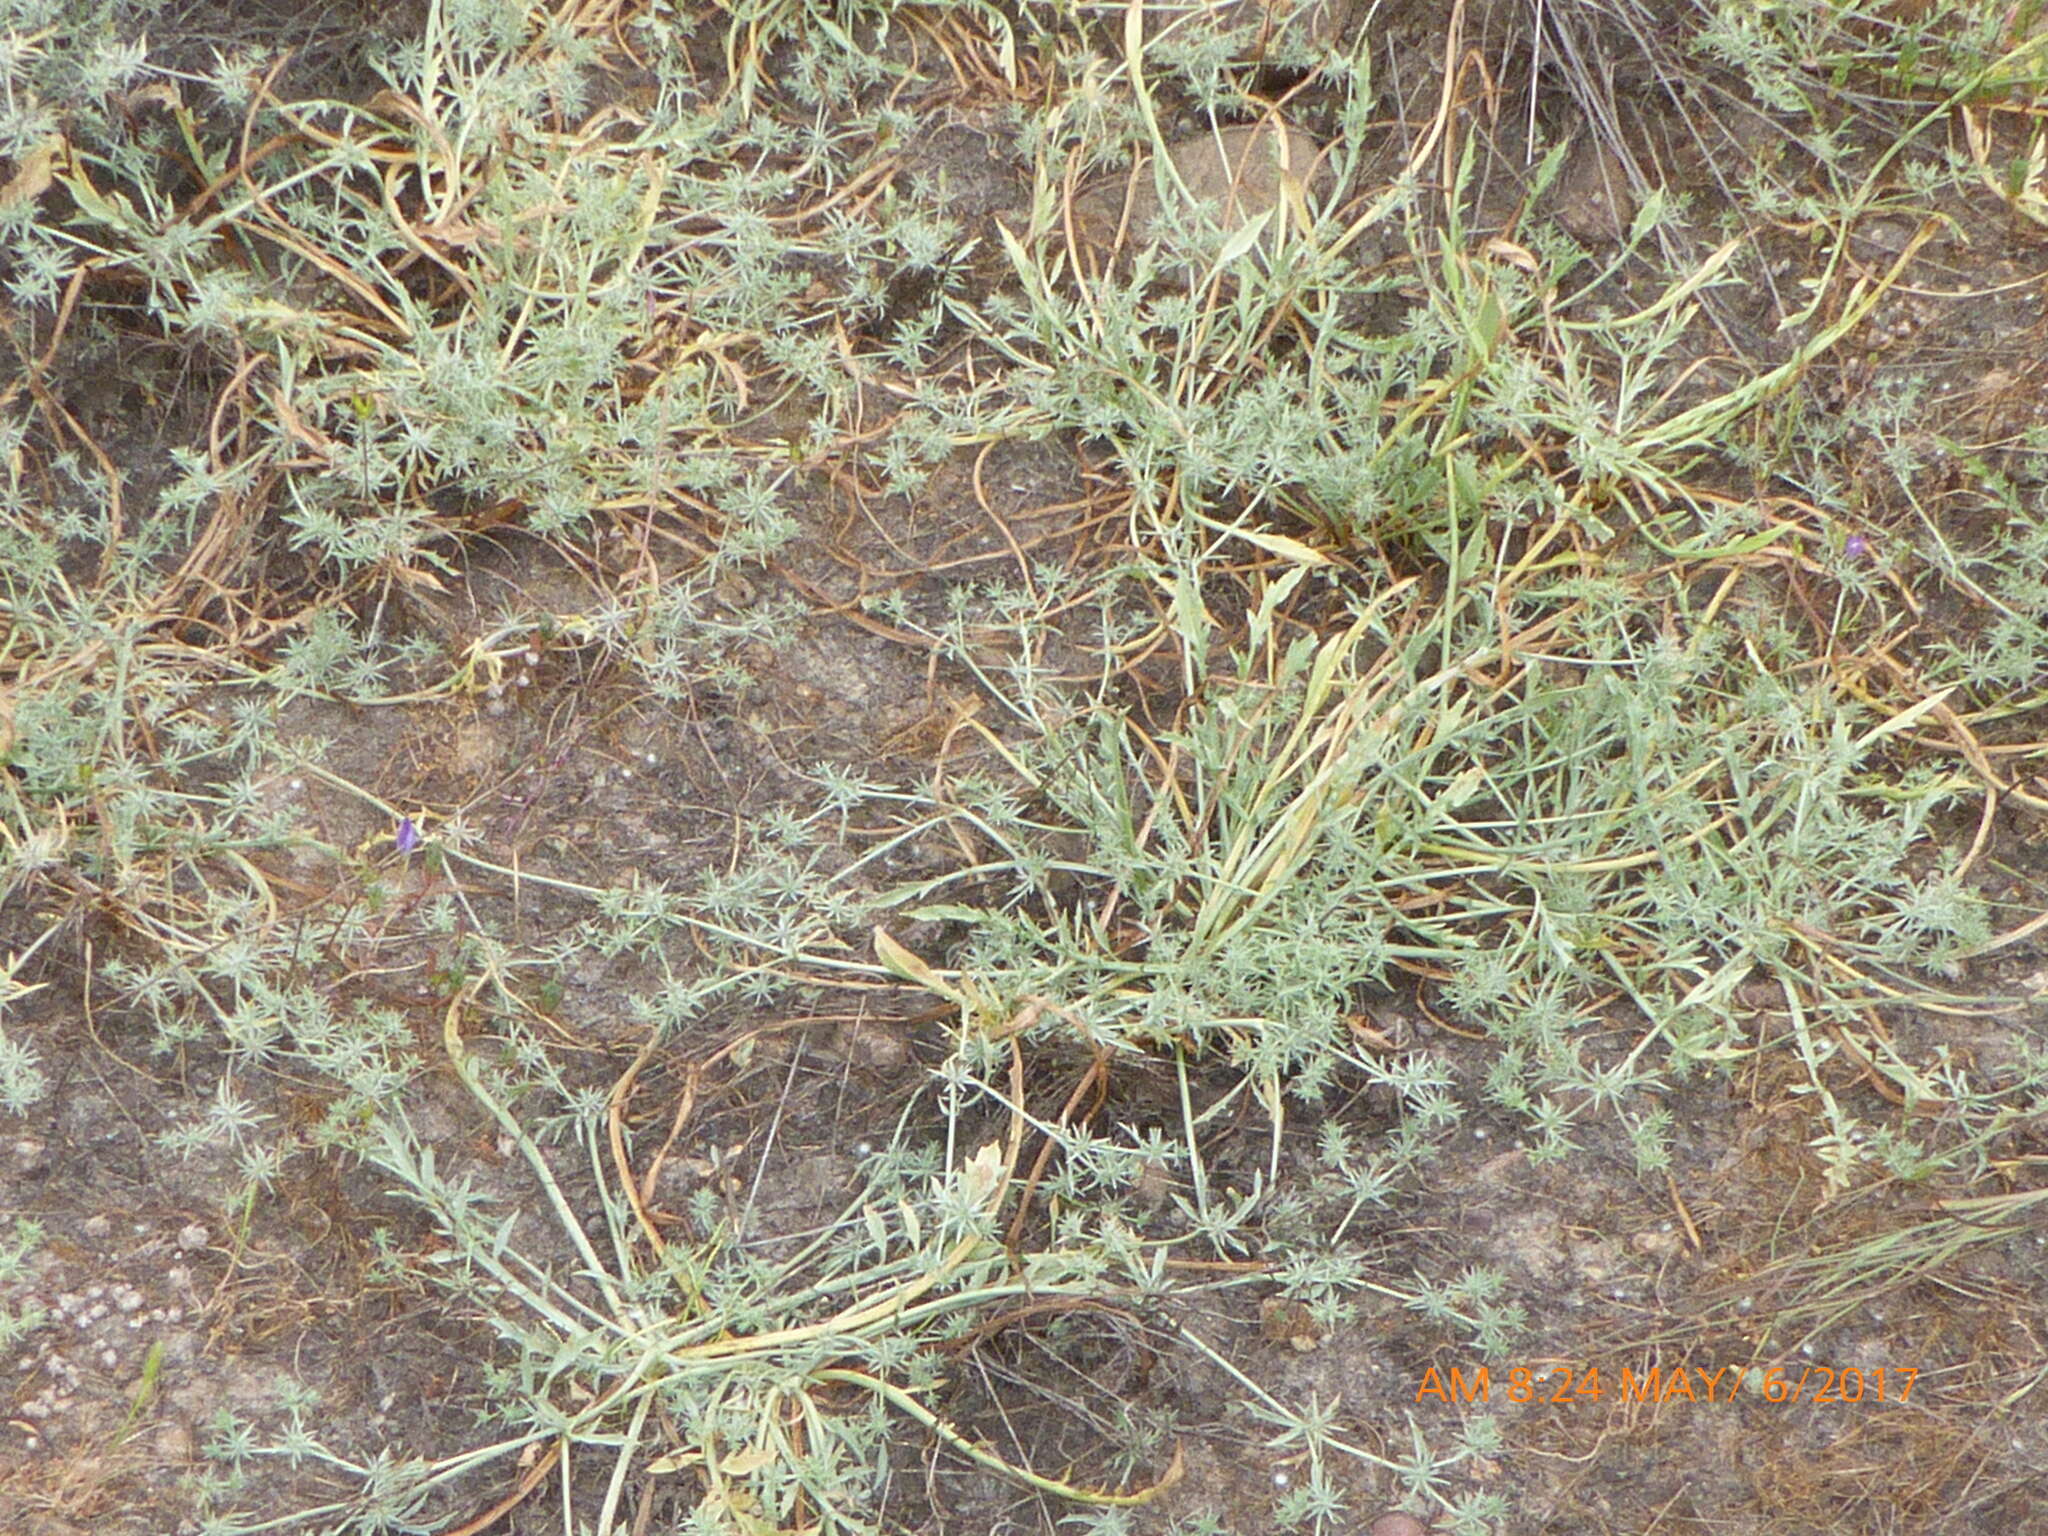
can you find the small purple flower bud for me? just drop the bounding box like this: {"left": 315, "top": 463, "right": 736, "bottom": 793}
{"left": 1844, "top": 534, "right": 1870, "bottom": 561}
{"left": 395, "top": 817, "right": 420, "bottom": 854}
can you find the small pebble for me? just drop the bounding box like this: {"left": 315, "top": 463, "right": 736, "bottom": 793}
{"left": 827, "top": 1020, "right": 910, "bottom": 1070}
{"left": 1370, "top": 1516, "right": 1428, "bottom": 1536}
{"left": 82, "top": 1214, "right": 112, "bottom": 1239}
{"left": 155, "top": 1419, "right": 194, "bottom": 1463}
{"left": 177, "top": 1223, "right": 208, "bottom": 1251}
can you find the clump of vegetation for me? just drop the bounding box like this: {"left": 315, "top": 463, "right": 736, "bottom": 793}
{"left": 3, "top": 1, "right": 2045, "bottom": 1533}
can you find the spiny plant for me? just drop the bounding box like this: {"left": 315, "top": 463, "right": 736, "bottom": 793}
{"left": 898, "top": 69, "right": 2016, "bottom": 1196}
{"left": 184, "top": 963, "right": 1198, "bottom": 1536}
{"left": 6, "top": 2, "right": 2048, "bottom": 1535}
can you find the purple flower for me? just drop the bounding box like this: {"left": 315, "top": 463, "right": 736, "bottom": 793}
{"left": 395, "top": 817, "right": 420, "bottom": 854}
{"left": 1844, "top": 534, "right": 1870, "bottom": 561}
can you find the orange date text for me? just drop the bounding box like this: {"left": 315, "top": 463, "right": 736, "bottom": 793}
{"left": 1413, "top": 1363, "right": 1918, "bottom": 1406}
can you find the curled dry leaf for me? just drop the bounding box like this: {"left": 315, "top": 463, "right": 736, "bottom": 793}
{"left": 0, "top": 135, "right": 65, "bottom": 206}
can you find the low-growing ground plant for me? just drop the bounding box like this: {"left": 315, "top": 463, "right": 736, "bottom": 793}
{"left": 3, "top": 1, "right": 2046, "bottom": 1533}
